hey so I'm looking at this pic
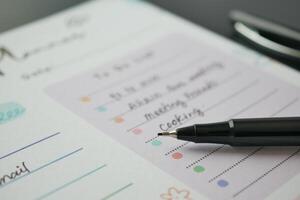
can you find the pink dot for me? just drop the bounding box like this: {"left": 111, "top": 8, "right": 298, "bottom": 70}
{"left": 172, "top": 152, "right": 183, "bottom": 160}
{"left": 132, "top": 128, "right": 143, "bottom": 135}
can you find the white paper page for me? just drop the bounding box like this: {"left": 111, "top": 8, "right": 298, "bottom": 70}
{"left": 1, "top": 0, "right": 300, "bottom": 200}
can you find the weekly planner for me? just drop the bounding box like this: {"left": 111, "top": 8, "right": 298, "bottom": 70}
{"left": 1, "top": 0, "right": 300, "bottom": 199}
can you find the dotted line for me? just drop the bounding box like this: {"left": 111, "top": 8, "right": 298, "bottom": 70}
{"left": 145, "top": 136, "right": 159, "bottom": 144}
{"left": 186, "top": 145, "right": 225, "bottom": 168}
{"left": 209, "top": 147, "right": 263, "bottom": 183}
{"left": 165, "top": 142, "right": 190, "bottom": 156}
{"left": 233, "top": 147, "right": 300, "bottom": 198}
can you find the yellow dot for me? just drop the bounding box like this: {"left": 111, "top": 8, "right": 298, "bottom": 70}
{"left": 80, "top": 96, "right": 91, "bottom": 103}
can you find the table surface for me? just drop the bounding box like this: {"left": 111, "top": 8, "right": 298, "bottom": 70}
{"left": 1, "top": 0, "right": 299, "bottom": 68}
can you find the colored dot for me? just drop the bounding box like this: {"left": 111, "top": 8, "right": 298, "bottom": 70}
{"left": 217, "top": 179, "right": 229, "bottom": 187}
{"left": 193, "top": 165, "right": 205, "bottom": 173}
{"left": 172, "top": 152, "right": 183, "bottom": 160}
{"left": 6, "top": 111, "right": 13, "bottom": 119}
{"left": 132, "top": 128, "right": 143, "bottom": 135}
{"left": 97, "top": 106, "right": 107, "bottom": 112}
{"left": 14, "top": 108, "right": 20, "bottom": 115}
{"left": 114, "top": 116, "right": 124, "bottom": 123}
{"left": 151, "top": 140, "right": 162, "bottom": 146}
{"left": 80, "top": 96, "right": 91, "bottom": 103}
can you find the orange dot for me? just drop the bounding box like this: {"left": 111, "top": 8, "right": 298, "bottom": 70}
{"left": 172, "top": 152, "right": 183, "bottom": 160}
{"left": 114, "top": 116, "right": 124, "bottom": 123}
{"left": 80, "top": 96, "right": 91, "bottom": 103}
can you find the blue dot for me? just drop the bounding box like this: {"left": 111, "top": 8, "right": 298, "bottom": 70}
{"left": 217, "top": 179, "right": 229, "bottom": 187}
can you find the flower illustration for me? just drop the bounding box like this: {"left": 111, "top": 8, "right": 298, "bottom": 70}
{"left": 160, "top": 187, "right": 192, "bottom": 200}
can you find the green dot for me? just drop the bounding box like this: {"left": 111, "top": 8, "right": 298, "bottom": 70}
{"left": 193, "top": 165, "right": 205, "bottom": 173}
{"left": 6, "top": 111, "right": 13, "bottom": 119}
{"left": 97, "top": 106, "right": 107, "bottom": 112}
{"left": 151, "top": 140, "right": 162, "bottom": 146}
{"left": 14, "top": 108, "right": 20, "bottom": 115}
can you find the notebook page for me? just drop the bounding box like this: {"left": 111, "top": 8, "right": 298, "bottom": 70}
{"left": 46, "top": 33, "right": 300, "bottom": 200}
{"left": 1, "top": 0, "right": 300, "bottom": 199}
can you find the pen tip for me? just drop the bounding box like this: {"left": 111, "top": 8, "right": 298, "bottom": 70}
{"left": 157, "top": 131, "right": 177, "bottom": 138}
{"left": 157, "top": 132, "right": 169, "bottom": 136}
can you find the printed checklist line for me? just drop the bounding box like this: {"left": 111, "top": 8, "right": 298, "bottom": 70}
{"left": 227, "top": 89, "right": 278, "bottom": 119}
{"left": 165, "top": 142, "right": 190, "bottom": 156}
{"left": 202, "top": 79, "right": 259, "bottom": 112}
{"left": 0, "top": 132, "right": 61, "bottom": 161}
{"left": 186, "top": 145, "right": 225, "bottom": 168}
{"left": 145, "top": 136, "right": 160, "bottom": 144}
{"left": 100, "top": 183, "right": 133, "bottom": 200}
{"left": 271, "top": 97, "right": 299, "bottom": 117}
{"left": 0, "top": 147, "right": 83, "bottom": 189}
{"left": 35, "top": 164, "right": 107, "bottom": 200}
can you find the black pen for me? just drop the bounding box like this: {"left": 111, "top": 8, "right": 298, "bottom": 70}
{"left": 158, "top": 117, "right": 300, "bottom": 146}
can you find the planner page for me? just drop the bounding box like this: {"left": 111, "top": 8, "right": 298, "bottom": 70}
{"left": 1, "top": 0, "right": 300, "bottom": 199}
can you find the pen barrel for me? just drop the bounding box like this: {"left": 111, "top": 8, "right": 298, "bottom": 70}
{"left": 231, "top": 117, "right": 300, "bottom": 136}
{"left": 229, "top": 117, "right": 300, "bottom": 146}
{"left": 177, "top": 117, "right": 300, "bottom": 146}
